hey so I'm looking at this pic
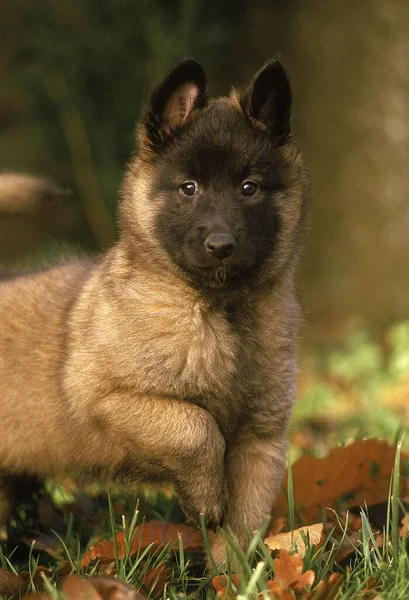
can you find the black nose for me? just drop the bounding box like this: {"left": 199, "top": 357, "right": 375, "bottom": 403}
{"left": 204, "top": 233, "right": 236, "bottom": 260}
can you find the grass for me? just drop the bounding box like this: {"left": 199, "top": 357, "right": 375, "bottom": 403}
{"left": 1, "top": 320, "right": 409, "bottom": 598}
{"left": 1, "top": 463, "right": 408, "bottom": 599}
{"left": 6, "top": 464, "right": 408, "bottom": 599}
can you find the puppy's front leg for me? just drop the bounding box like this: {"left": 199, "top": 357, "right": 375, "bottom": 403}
{"left": 209, "top": 433, "right": 287, "bottom": 567}
{"left": 96, "top": 395, "right": 227, "bottom": 529}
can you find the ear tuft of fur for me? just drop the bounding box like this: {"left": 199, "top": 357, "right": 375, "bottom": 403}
{"left": 142, "top": 59, "right": 208, "bottom": 154}
{"left": 240, "top": 59, "right": 292, "bottom": 142}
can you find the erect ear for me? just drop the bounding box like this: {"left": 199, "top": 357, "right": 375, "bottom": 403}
{"left": 142, "top": 58, "right": 207, "bottom": 151}
{"left": 241, "top": 59, "right": 292, "bottom": 141}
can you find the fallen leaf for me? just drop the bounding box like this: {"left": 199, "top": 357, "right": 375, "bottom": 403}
{"left": 81, "top": 520, "right": 202, "bottom": 567}
{"left": 0, "top": 568, "right": 25, "bottom": 597}
{"left": 400, "top": 513, "right": 409, "bottom": 538}
{"left": 62, "top": 575, "right": 103, "bottom": 600}
{"left": 304, "top": 572, "right": 344, "bottom": 600}
{"left": 350, "top": 500, "right": 409, "bottom": 531}
{"left": 58, "top": 560, "right": 74, "bottom": 577}
{"left": 332, "top": 530, "right": 361, "bottom": 565}
{"left": 265, "top": 523, "right": 324, "bottom": 558}
{"left": 132, "top": 520, "right": 203, "bottom": 553}
{"left": 90, "top": 576, "right": 147, "bottom": 599}
{"left": 273, "top": 551, "right": 315, "bottom": 590}
{"left": 141, "top": 565, "right": 171, "bottom": 599}
{"left": 82, "top": 536, "right": 125, "bottom": 568}
{"left": 273, "top": 439, "right": 409, "bottom": 524}
{"left": 212, "top": 574, "right": 240, "bottom": 600}
{"left": 334, "top": 525, "right": 384, "bottom": 567}
{"left": 270, "top": 516, "right": 287, "bottom": 536}
{"left": 361, "top": 575, "right": 380, "bottom": 598}
{"left": 19, "top": 566, "right": 53, "bottom": 588}
{"left": 265, "top": 580, "right": 294, "bottom": 599}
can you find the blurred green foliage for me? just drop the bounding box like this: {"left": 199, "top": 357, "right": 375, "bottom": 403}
{"left": 1, "top": 0, "right": 240, "bottom": 246}
{"left": 294, "top": 321, "right": 409, "bottom": 453}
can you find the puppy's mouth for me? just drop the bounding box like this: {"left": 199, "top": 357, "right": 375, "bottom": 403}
{"left": 213, "top": 265, "right": 227, "bottom": 288}
{"left": 188, "top": 261, "right": 243, "bottom": 291}
{"left": 181, "top": 242, "right": 258, "bottom": 290}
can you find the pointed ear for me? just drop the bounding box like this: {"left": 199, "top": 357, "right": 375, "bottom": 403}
{"left": 241, "top": 60, "right": 292, "bottom": 141}
{"left": 142, "top": 59, "right": 207, "bottom": 151}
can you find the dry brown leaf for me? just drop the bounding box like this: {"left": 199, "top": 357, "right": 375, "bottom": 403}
{"left": 19, "top": 566, "right": 53, "bottom": 588}
{"left": 361, "top": 576, "right": 380, "bottom": 599}
{"left": 270, "top": 516, "right": 287, "bottom": 536}
{"left": 265, "top": 523, "right": 324, "bottom": 558}
{"left": 212, "top": 574, "right": 240, "bottom": 600}
{"left": 0, "top": 568, "right": 25, "bottom": 597}
{"left": 90, "top": 576, "right": 147, "bottom": 599}
{"left": 131, "top": 520, "right": 203, "bottom": 553}
{"left": 400, "top": 513, "right": 409, "bottom": 538}
{"left": 81, "top": 520, "right": 203, "bottom": 566}
{"left": 273, "top": 439, "right": 409, "bottom": 523}
{"left": 62, "top": 575, "right": 146, "bottom": 600}
{"left": 336, "top": 530, "right": 384, "bottom": 567}
{"left": 332, "top": 530, "right": 361, "bottom": 565}
{"left": 273, "top": 550, "right": 315, "bottom": 590}
{"left": 265, "top": 580, "right": 295, "bottom": 599}
{"left": 58, "top": 560, "right": 74, "bottom": 577}
{"left": 303, "top": 573, "right": 344, "bottom": 600}
{"left": 62, "top": 575, "right": 103, "bottom": 600}
{"left": 141, "top": 565, "right": 171, "bottom": 599}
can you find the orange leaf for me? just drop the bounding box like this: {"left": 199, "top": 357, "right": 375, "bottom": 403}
{"left": 81, "top": 535, "right": 125, "bottom": 567}
{"left": 303, "top": 573, "right": 344, "bottom": 600}
{"left": 400, "top": 513, "right": 409, "bottom": 538}
{"left": 265, "top": 579, "right": 295, "bottom": 599}
{"left": 130, "top": 520, "right": 203, "bottom": 554}
{"left": 142, "top": 565, "right": 171, "bottom": 599}
{"left": 273, "top": 439, "right": 409, "bottom": 523}
{"left": 361, "top": 575, "right": 380, "bottom": 597}
{"left": 212, "top": 574, "right": 240, "bottom": 599}
{"left": 81, "top": 520, "right": 203, "bottom": 566}
{"left": 270, "top": 516, "right": 287, "bottom": 536}
{"left": 273, "top": 551, "right": 315, "bottom": 589}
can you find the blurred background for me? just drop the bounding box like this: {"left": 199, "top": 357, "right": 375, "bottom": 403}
{"left": 1, "top": 0, "right": 408, "bottom": 448}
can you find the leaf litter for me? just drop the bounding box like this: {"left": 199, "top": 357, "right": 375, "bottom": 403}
{"left": 0, "top": 438, "right": 408, "bottom": 599}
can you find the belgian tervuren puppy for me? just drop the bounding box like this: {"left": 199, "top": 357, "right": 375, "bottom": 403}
{"left": 0, "top": 58, "right": 309, "bottom": 565}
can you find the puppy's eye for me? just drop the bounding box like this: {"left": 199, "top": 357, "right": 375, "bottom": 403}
{"left": 241, "top": 181, "right": 258, "bottom": 196}
{"left": 179, "top": 181, "right": 198, "bottom": 196}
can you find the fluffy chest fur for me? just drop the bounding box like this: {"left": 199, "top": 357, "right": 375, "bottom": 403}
{"left": 64, "top": 261, "right": 240, "bottom": 416}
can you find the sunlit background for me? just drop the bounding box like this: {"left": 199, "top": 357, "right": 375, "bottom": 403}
{"left": 1, "top": 0, "right": 408, "bottom": 450}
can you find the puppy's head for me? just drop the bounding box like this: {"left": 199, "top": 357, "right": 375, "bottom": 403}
{"left": 121, "top": 58, "right": 308, "bottom": 293}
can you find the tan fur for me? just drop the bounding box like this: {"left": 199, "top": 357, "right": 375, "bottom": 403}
{"left": 0, "top": 88, "right": 308, "bottom": 568}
